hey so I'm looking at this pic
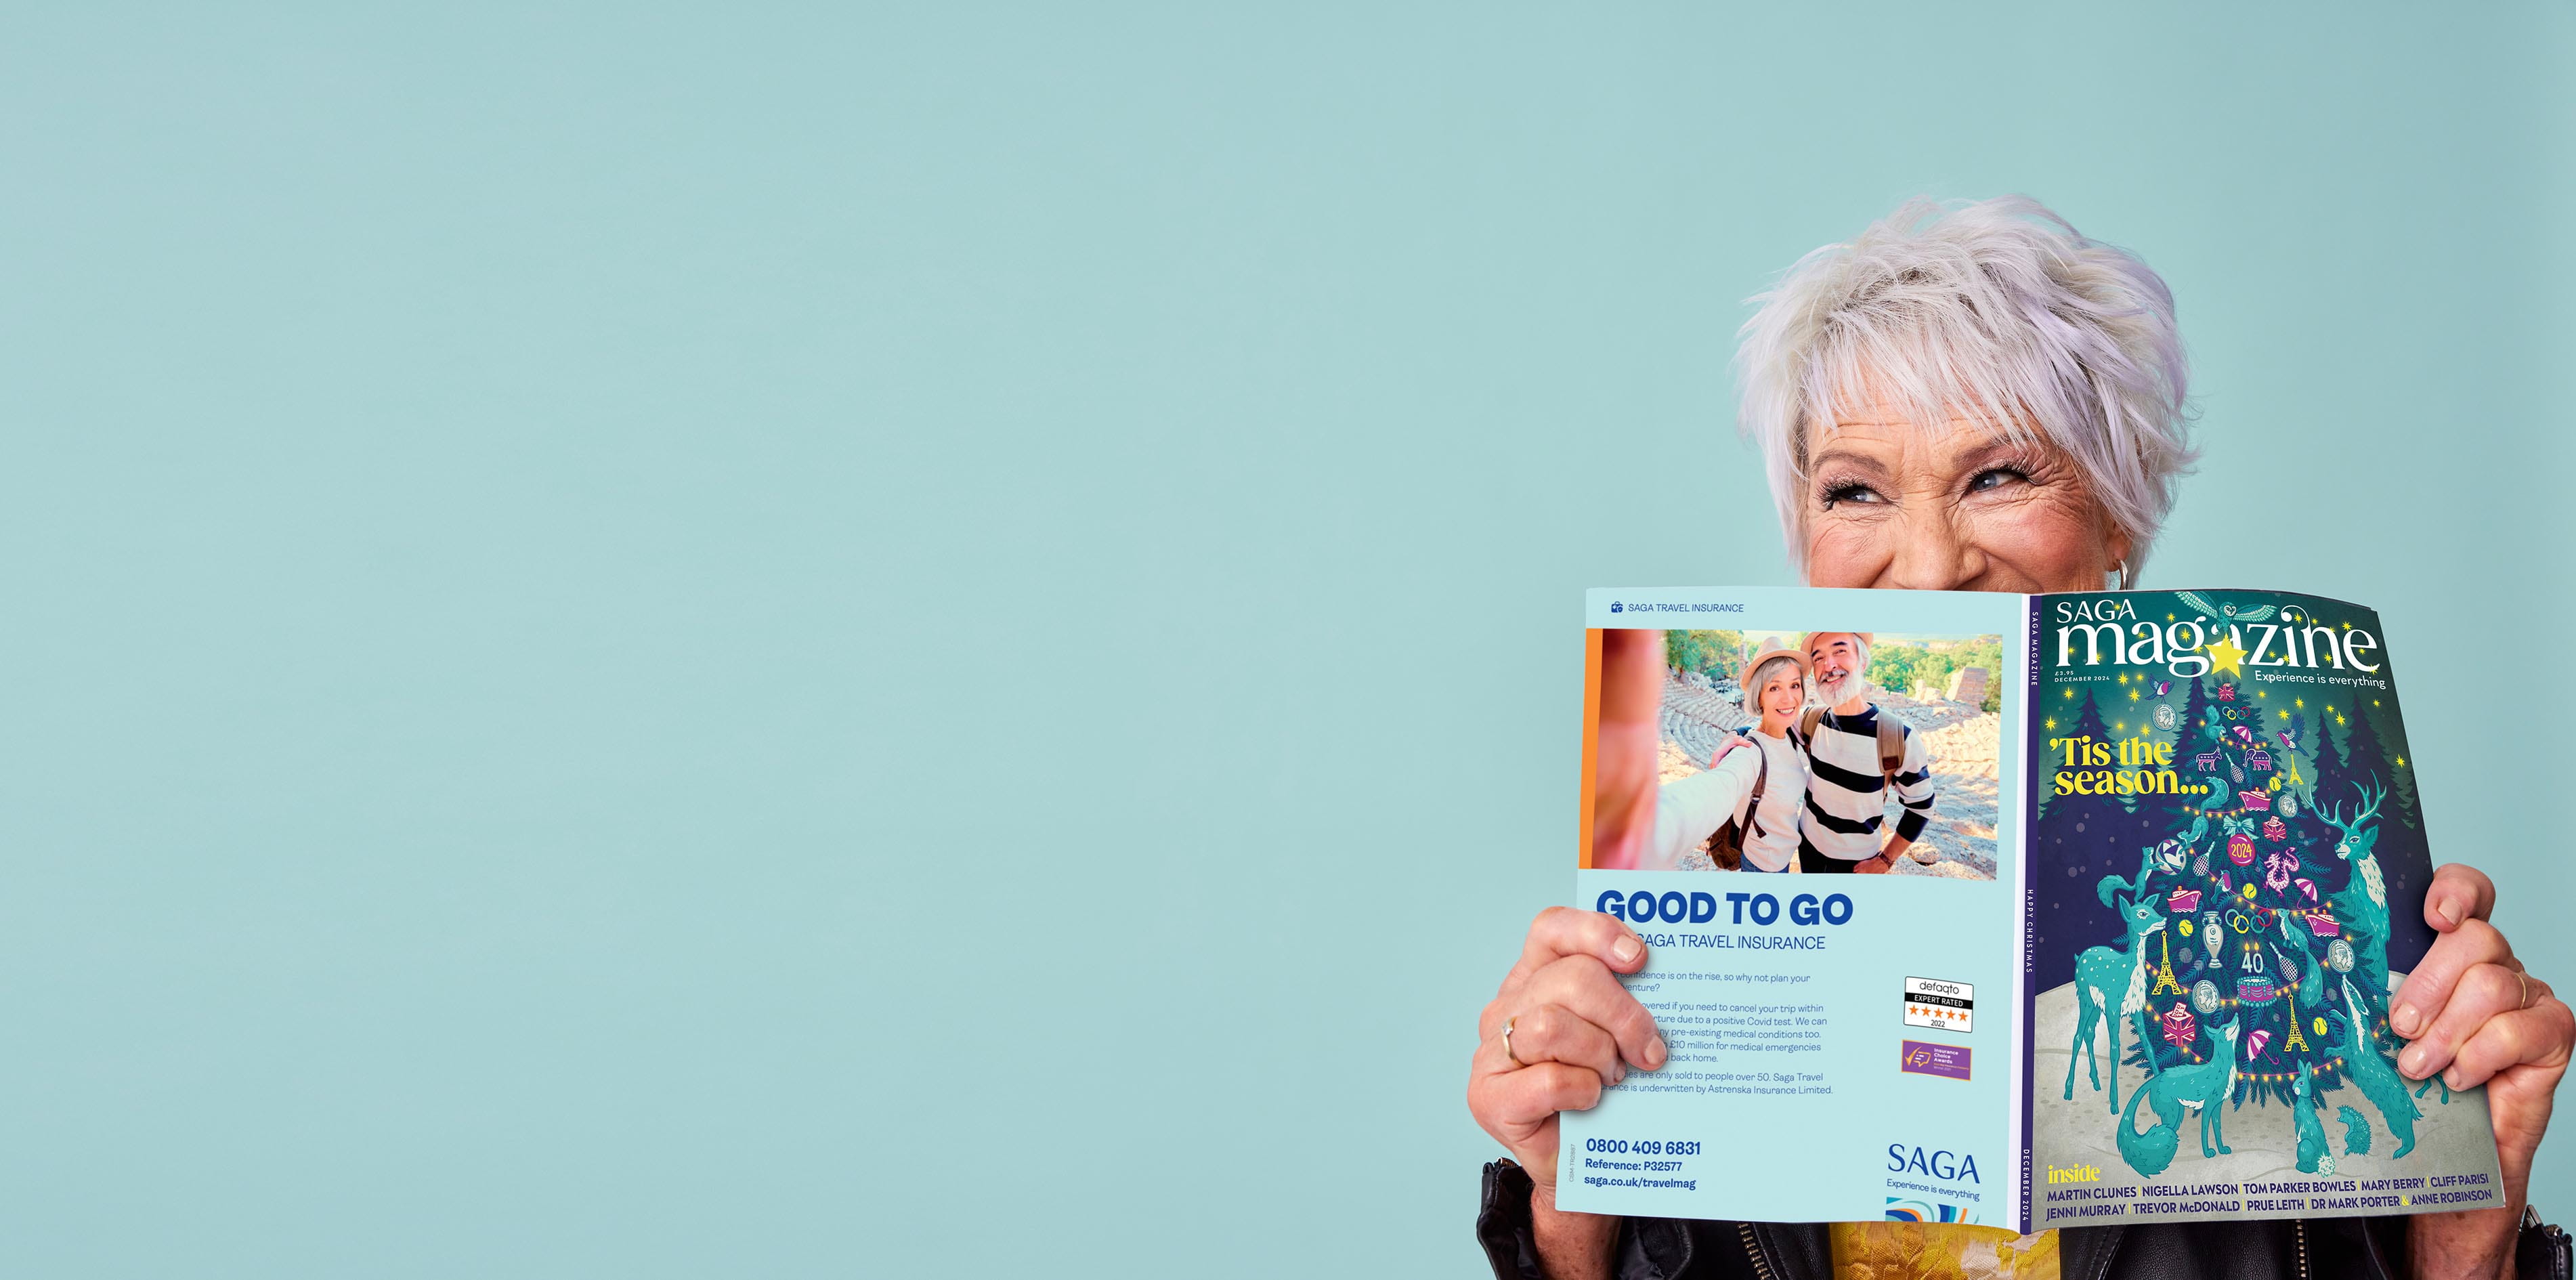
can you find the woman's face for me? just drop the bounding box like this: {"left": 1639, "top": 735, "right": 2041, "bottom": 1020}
{"left": 1757, "top": 667, "right": 1805, "bottom": 727}
{"left": 1799, "top": 398, "right": 2130, "bottom": 594}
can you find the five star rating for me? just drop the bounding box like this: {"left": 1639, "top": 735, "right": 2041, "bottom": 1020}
{"left": 1904, "top": 977, "right": 1974, "bottom": 1033}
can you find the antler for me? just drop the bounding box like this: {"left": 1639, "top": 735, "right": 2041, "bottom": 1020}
{"left": 2318, "top": 778, "right": 2386, "bottom": 838}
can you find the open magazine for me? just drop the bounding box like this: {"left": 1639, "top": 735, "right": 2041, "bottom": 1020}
{"left": 1558, "top": 586, "right": 2502, "bottom": 1233}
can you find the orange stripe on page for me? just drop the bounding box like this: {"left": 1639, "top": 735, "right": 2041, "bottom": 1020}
{"left": 1579, "top": 628, "right": 1603, "bottom": 870}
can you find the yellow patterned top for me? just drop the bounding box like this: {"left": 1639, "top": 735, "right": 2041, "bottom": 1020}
{"left": 1826, "top": 1223, "right": 2060, "bottom": 1280}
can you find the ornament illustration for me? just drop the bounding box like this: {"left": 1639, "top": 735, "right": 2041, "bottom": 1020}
{"left": 2191, "top": 979, "right": 2221, "bottom": 1015}
{"left": 2161, "top": 1002, "right": 2198, "bottom": 1051}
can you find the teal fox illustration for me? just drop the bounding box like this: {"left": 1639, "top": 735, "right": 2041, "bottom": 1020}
{"left": 2339, "top": 983, "right": 2422, "bottom": 1158}
{"left": 2116, "top": 1016, "right": 2241, "bottom": 1177}
{"left": 2067, "top": 891, "right": 2166, "bottom": 1111}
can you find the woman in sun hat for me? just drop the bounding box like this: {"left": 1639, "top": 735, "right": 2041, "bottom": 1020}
{"left": 1636, "top": 642, "right": 1813, "bottom": 874}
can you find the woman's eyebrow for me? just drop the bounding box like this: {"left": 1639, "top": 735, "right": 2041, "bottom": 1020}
{"left": 1806, "top": 445, "right": 1891, "bottom": 475}
{"left": 1945, "top": 436, "right": 2038, "bottom": 472}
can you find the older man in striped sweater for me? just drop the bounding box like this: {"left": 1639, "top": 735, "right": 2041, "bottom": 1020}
{"left": 1792, "top": 631, "right": 1937, "bottom": 874}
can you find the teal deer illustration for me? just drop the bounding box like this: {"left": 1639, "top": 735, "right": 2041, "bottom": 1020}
{"left": 2312, "top": 780, "right": 2391, "bottom": 999}
{"left": 2339, "top": 982, "right": 2422, "bottom": 1158}
{"left": 2294, "top": 1063, "right": 2335, "bottom": 1175}
{"left": 2067, "top": 891, "right": 2166, "bottom": 1112}
{"left": 2116, "top": 1015, "right": 2241, "bottom": 1177}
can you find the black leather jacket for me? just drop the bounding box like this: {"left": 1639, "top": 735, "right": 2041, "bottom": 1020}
{"left": 1477, "top": 1160, "right": 2573, "bottom": 1280}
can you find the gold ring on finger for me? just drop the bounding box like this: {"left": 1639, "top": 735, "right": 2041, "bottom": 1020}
{"left": 1501, "top": 1015, "right": 1526, "bottom": 1067}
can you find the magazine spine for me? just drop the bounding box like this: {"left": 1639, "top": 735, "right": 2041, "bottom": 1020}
{"left": 2017, "top": 593, "right": 2042, "bottom": 1233}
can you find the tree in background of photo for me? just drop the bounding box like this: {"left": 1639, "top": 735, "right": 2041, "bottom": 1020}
{"left": 1664, "top": 630, "right": 1742, "bottom": 679}
{"left": 1866, "top": 636, "right": 2006, "bottom": 712}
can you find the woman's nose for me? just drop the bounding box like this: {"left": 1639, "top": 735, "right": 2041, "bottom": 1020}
{"left": 1885, "top": 507, "right": 1975, "bottom": 590}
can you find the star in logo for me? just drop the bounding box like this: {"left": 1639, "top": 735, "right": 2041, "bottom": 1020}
{"left": 2204, "top": 633, "right": 2249, "bottom": 677}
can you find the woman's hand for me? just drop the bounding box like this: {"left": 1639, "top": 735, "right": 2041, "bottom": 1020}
{"left": 2392, "top": 864, "right": 2574, "bottom": 1279}
{"left": 1469, "top": 907, "right": 1667, "bottom": 1279}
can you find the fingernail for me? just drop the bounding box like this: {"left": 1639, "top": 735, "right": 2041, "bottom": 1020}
{"left": 1613, "top": 937, "right": 1643, "bottom": 964}
{"left": 2445, "top": 1068, "right": 2464, "bottom": 1092}
{"left": 2398, "top": 1044, "right": 2426, "bottom": 1078}
{"left": 1612, "top": 1063, "right": 1626, "bottom": 1085}
{"left": 1645, "top": 1036, "right": 1667, "bottom": 1069}
{"left": 2439, "top": 900, "right": 2464, "bottom": 928}
{"left": 2392, "top": 1004, "right": 2422, "bottom": 1036}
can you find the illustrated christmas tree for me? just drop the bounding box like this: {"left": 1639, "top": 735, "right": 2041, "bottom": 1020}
{"left": 2366, "top": 698, "right": 2420, "bottom": 833}
{"left": 2113, "top": 666, "right": 2386, "bottom": 1116}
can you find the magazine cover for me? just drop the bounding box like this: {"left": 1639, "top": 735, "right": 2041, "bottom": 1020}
{"left": 2024, "top": 589, "right": 2504, "bottom": 1226}
{"left": 1558, "top": 586, "right": 2034, "bottom": 1226}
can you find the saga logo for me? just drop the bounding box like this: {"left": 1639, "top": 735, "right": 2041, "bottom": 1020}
{"left": 1887, "top": 1144, "right": 1980, "bottom": 1184}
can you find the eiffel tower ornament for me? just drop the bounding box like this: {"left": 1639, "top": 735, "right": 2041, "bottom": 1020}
{"left": 2151, "top": 928, "right": 2185, "bottom": 997}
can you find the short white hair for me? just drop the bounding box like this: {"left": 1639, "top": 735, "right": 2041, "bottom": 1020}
{"left": 1741, "top": 654, "right": 1810, "bottom": 716}
{"left": 1734, "top": 196, "right": 2196, "bottom": 586}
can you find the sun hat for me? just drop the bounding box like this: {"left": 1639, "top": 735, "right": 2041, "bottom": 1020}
{"left": 1737, "top": 643, "right": 1813, "bottom": 690}
{"left": 1797, "top": 631, "right": 1875, "bottom": 659}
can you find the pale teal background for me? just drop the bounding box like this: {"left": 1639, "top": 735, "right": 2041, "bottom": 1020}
{"left": 3, "top": 5, "right": 2571, "bottom": 1276}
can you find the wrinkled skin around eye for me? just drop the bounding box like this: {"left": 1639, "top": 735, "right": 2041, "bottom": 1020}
{"left": 1801, "top": 412, "right": 2128, "bottom": 594}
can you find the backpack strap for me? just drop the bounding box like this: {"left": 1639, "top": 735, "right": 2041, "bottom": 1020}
{"left": 1743, "top": 734, "right": 1771, "bottom": 840}
{"left": 1798, "top": 707, "right": 1826, "bottom": 744}
{"left": 1877, "top": 714, "right": 1906, "bottom": 780}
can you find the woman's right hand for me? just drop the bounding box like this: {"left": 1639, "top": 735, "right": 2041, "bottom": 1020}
{"left": 1469, "top": 908, "right": 1669, "bottom": 1193}
{"left": 1709, "top": 732, "right": 1751, "bottom": 768}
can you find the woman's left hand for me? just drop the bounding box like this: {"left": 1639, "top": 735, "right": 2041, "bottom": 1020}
{"left": 2392, "top": 863, "right": 2575, "bottom": 1279}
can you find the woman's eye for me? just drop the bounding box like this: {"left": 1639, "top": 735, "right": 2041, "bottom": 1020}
{"left": 1966, "top": 467, "right": 2030, "bottom": 494}
{"left": 1820, "top": 482, "right": 1883, "bottom": 508}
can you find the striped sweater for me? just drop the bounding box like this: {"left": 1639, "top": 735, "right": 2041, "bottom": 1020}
{"left": 1795, "top": 704, "right": 1937, "bottom": 863}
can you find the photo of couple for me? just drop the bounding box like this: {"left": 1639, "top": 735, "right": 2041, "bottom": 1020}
{"left": 1585, "top": 628, "right": 2003, "bottom": 880}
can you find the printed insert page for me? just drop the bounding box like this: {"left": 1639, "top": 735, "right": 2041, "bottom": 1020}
{"left": 1558, "top": 586, "right": 2030, "bottom": 1226}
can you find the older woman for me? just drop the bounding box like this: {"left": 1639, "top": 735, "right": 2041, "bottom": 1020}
{"left": 1467, "top": 197, "right": 2574, "bottom": 1280}
{"left": 1627, "top": 644, "right": 1813, "bottom": 873}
